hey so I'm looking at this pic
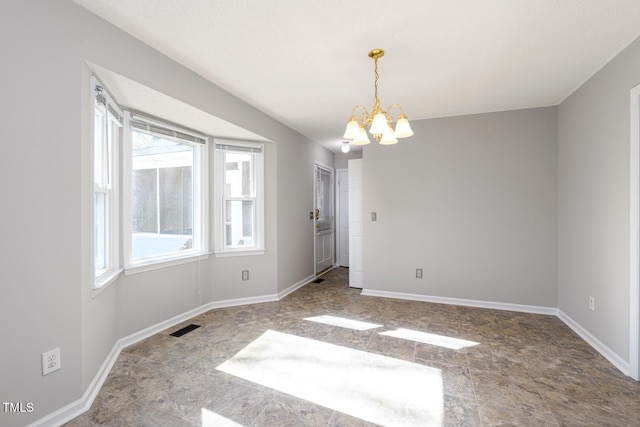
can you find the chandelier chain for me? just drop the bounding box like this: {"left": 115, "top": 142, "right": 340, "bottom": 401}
{"left": 373, "top": 57, "right": 380, "bottom": 112}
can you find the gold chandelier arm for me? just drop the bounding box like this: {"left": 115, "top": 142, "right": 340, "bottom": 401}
{"left": 350, "top": 105, "right": 372, "bottom": 125}
{"left": 350, "top": 105, "right": 368, "bottom": 116}
{"left": 386, "top": 103, "right": 406, "bottom": 121}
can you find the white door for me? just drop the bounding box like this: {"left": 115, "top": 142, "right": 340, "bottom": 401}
{"left": 348, "top": 159, "right": 363, "bottom": 288}
{"left": 315, "top": 163, "right": 334, "bottom": 274}
{"left": 337, "top": 169, "right": 349, "bottom": 267}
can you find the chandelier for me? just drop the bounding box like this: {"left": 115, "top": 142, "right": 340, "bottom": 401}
{"left": 343, "top": 49, "right": 413, "bottom": 145}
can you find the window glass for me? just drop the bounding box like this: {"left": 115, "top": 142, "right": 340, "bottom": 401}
{"left": 224, "top": 199, "right": 254, "bottom": 247}
{"left": 316, "top": 166, "right": 332, "bottom": 233}
{"left": 94, "top": 106, "right": 105, "bottom": 185}
{"left": 94, "top": 192, "right": 107, "bottom": 272}
{"left": 224, "top": 154, "right": 253, "bottom": 197}
{"left": 130, "top": 129, "right": 195, "bottom": 260}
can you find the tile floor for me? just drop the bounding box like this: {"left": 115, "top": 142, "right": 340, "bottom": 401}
{"left": 65, "top": 268, "right": 640, "bottom": 426}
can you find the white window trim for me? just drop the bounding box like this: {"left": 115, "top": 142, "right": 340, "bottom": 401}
{"left": 92, "top": 268, "right": 124, "bottom": 297}
{"left": 213, "top": 139, "right": 265, "bottom": 256}
{"left": 122, "top": 111, "right": 210, "bottom": 272}
{"left": 91, "top": 75, "right": 123, "bottom": 290}
{"left": 124, "top": 253, "right": 210, "bottom": 276}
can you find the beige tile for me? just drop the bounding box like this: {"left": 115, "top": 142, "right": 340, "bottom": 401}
{"left": 190, "top": 378, "right": 275, "bottom": 426}
{"left": 252, "top": 393, "right": 335, "bottom": 427}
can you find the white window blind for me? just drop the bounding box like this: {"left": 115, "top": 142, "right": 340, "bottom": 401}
{"left": 129, "top": 114, "right": 206, "bottom": 145}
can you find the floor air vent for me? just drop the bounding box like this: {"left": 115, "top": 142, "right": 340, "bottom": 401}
{"left": 312, "top": 278, "right": 325, "bottom": 283}
{"left": 170, "top": 324, "right": 201, "bottom": 337}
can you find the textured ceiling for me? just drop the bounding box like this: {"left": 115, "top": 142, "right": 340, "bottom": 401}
{"left": 74, "top": 0, "right": 640, "bottom": 152}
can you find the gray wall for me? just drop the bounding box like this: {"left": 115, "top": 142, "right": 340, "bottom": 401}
{"left": 362, "top": 107, "right": 558, "bottom": 307}
{"left": 0, "top": 1, "right": 332, "bottom": 425}
{"left": 558, "top": 36, "right": 640, "bottom": 362}
{"left": 276, "top": 138, "right": 334, "bottom": 293}
{"left": 335, "top": 150, "right": 363, "bottom": 170}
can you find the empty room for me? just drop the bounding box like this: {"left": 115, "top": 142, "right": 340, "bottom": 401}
{"left": 2, "top": 1, "right": 640, "bottom": 426}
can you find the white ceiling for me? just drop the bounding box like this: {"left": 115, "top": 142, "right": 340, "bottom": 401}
{"left": 74, "top": 0, "right": 640, "bottom": 152}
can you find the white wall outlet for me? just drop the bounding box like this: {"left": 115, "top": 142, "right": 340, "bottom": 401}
{"left": 42, "top": 348, "right": 61, "bottom": 376}
{"left": 371, "top": 212, "right": 377, "bottom": 221}
{"left": 416, "top": 268, "right": 423, "bottom": 279}
{"left": 588, "top": 296, "right": 595, "bottom": 311}
{"left": 242, "top": 270, "right": 249, "bottom": 281}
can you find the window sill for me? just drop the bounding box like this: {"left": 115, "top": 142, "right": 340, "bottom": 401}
{"left": 92, "top": 268, "right": 124, "bottom": 297}
{"left": 125, "top": 252, "right": 211, "bottom": 276}
{"left": 214, "top": 248, "right": 266, "bottom": 258}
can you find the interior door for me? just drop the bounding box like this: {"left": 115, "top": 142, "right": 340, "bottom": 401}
{"left": 315, "top": 164, "right": 334, "bottom": 274}
{"left": 349, "top": 159, "right": 363, "bottom": 288}
{"left": 337, "top": 169, "right": 349, "bottom": 267}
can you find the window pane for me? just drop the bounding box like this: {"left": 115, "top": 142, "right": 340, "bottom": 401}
{"left": 131, "top": 130, "right": 194, "bottom": 260}
{"left": 224, "top": 153, "right": 253, "bottom": 197}
{"left": 316, "top": 167, "right": 332, "bottom": 233}
{"left": 225, "top": 199, "right": 254, "bottom": 247}
{"left": 94, "top": 106, "right": 105, "bottom": 186}
{"left": 94, "top": 192, "right": 107, "bottom": 272}
{"left": 159, "top": 166, "right": 192, "bottom": 235}
{"left": 106, "top": 118, "right": 119, "bottom": 187}
{"left": 132, "top": 169, "right": 157, "bottom": 233}
{"left": 242, "top": 200, "right": 253, "bottom": 237}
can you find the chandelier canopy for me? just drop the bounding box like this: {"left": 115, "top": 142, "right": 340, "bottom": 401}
{"left": 343, "top": 49, "right": 414, "bottom": 145}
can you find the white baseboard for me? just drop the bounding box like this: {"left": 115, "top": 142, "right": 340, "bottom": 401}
{"left": 119, "top": 304, "right": 215, "bottom": 349}
{"left": 27, "top": 343, "right": 122, "bottom": 427}
{"left": 28, "top": 302, "right": 216, "bottom": 427}
{"left": 557, "top": 309, "right": 630, "bottom": 376}
{"left": 360, "top": 288, "right": 558, "bottom": 315}
{"left": 206, "top": 294, "right": 279, "bottom": 310}
{"left": 278, "top": 274, "right": 316, "bottom": 299}
{"left": 361, "top": 288, "right": 631, "bottom": 378}
{"left": 31, "top": 282, "right": 632, "bottom": 426}
{"left": 28, "top": 287, "right": 297, "bottom": 427}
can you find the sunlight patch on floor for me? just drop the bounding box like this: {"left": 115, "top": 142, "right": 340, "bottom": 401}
{"left": 217, "top": 330, "right": 444, "bottom": 427}
{"left": 200, "top": 408, "right": 243, "bottom": 427}
{"left": 304, "top": 315, "right": 383, "bottom": 331}
{"left": 380, "top": 328, "right": 480, "bottom": 350}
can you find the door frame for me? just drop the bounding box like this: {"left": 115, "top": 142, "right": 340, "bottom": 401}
{"left": 313, "top": 161, "right": 335, "bottom": 275}
{"left": 629, "top": 82, "right": 640, "bottom": 381}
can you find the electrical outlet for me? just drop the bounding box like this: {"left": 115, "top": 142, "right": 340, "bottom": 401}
{"left": 371, "top": 212, "right": 377, "bottom": 221}
{"left": 588, "top": 296, "right": 595, "bottom": 311}
{"left": 416, "top": 268, "right": 423, "bottom": 279}
{"left": 242, "top": 270, "right": 249, "bottom": 281}
{"left": 42, "top": 348, "right": 61, "bottom": 376}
